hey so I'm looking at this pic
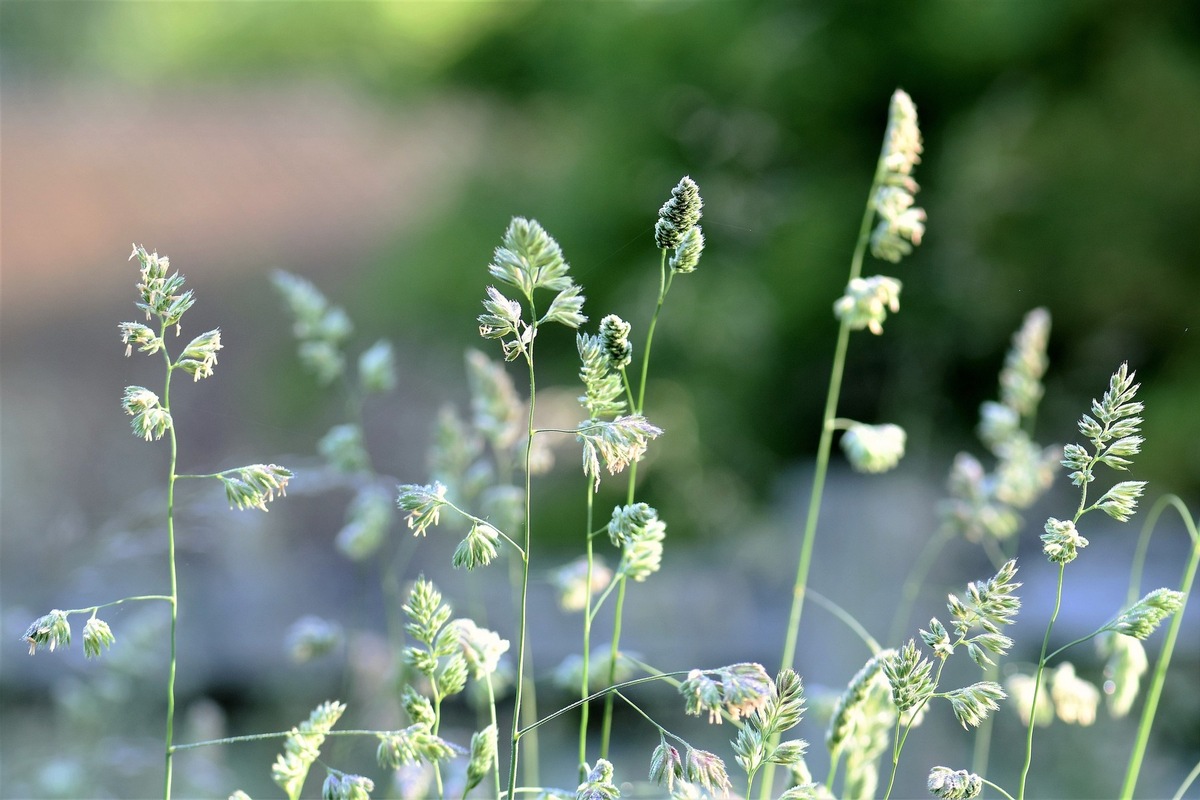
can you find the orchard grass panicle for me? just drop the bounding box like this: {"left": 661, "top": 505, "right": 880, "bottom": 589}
{"left": 24, "top": 246, "right": 293, "bottom": 800}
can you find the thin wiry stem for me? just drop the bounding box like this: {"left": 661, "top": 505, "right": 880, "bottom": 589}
{"left": 888, "top": 526, "right": 953, "bottom": 644}
{"left": 761, "top": 148, "right": 886, "bottom": 800}
{"left": 486, "top": 674, "right": 502, "bottom": 800}
{"left": 506, "top": 337, "right": 538, "bottom": 800}
{"left": 517, "top": 671, "right": 692, "bottom": 738}
{"left": 1020, "top": 465, "right": 1096, "bottom": 800}
{"left": 778, "top": 162, "right": 880, "bottom": 672}
{"left": 579, "top": 484, "right": 596, "bottom": 778}
{"left": 1018, "top": 562, "right": 1066, "bottom": 800}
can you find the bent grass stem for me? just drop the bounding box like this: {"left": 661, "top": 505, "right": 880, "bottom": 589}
{"left": 1120, "top": 495, "right": 1199, "bottom": 799}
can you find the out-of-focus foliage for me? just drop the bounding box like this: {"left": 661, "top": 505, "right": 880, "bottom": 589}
{"left": 3, "top": 0, "right": 1198, "bottom": 506}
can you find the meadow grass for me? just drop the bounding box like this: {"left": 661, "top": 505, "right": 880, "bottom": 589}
{"left": 22, "top": 91, "right": 1197, "bottom": 800}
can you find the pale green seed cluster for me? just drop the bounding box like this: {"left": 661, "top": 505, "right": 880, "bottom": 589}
{"left": 941, "top": 309, "right": 1060, "bottom": 544}
{"left": 833, "top": 276, "right": 902, "bottom": 335}
{"left": 927, "top": 766, "right": 982, "bottom": 799}
{"left": 870, "top": 90, "right": 926, "bottom": 263}
{"left": 272, "top": 270, "right": 353, "bottom": 384}
{"left": 271, "top": 701, "right": 346, "bottom": 800}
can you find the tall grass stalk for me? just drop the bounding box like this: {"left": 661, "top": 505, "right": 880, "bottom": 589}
{"left": 505, "top": 326, "right": 539, "bottom": 800}
{"left": 763, "top": 89, "right": 924, "bottom": 800}
{"left": 162, "top": 351, "right": 180, "bottom": 800}
{"left": 599, "top": 246, "right": 671, "bottom": 759}
{"left": 1120, "top": 495, "right": 1198, "bottom": 799}
{"left": 22, "top": 247, "right": 291, "bottom": 799}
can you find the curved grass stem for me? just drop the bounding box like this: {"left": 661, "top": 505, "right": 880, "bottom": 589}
{"left": 1120, "top": 495, "right": 1198, "bottom": 799}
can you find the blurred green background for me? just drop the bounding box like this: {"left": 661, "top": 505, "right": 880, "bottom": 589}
{"left": 2, "top": 1, "right": 1198, "bottom": 798}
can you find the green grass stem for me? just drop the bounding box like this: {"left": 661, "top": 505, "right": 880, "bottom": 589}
{"left": 1120, "top": 495, "right": 1198, "bottom": 799}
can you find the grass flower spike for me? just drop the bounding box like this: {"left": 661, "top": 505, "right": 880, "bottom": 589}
{"left": 839, "top": 422, "right": 907, "bottom": 473}
{"left": 1041, "top": 517, "right": 1088, "bottom": 564}
{"left": 1109, "top": 588, "right": 1185, "bottom": 640}
{"left": 23, "top": 610, "right": 71, "bottom": 655}
{"left": 272, "top": 701, "right": 346, "bottom": 800}
{"left": 176, "top": 328, "right": 222, "bottom": 381}
{"left": 833, "top": 276, "right": 902, "bottom": 335}
{"left": 882, "top": 641, "right": 935, "bottom": 713}
{"left": 272, "top": 270, "right": 353, "bottom": 384}
{"left": 681, "top": 663, "right": 774, "bottom": 724}
{"left": 321, "top": 770, "right": 374, "bottom": 800}
{"left": 598, "top": 314, "right": 633, "bottom": 369}
{"left": 655, "top": 175, "right": 703, "bottom": 250}
{"left": 927, "top": 766, "right": 983, "bottom": 799}
{"left": 577, "top": 415, "right": 663, "bottom": 491}
{"left": 396, "top": 482, "right": 449, "bottom": 536}
{"left": 870, "top": 90, "right": 925, "bottom": 263}
{"left": 578, "top": 759, "right": 620, "bottom": 800}
{"left": 217, "top": 464, "right": 292, "bottom": 512}
{"left": 123, "top": 386, "right": 172, "bottom": 441}
{"left": 82, "top": 616, "right": 116, "bottom": 659}
{"left": 357, "top": 339, "right": 397, "bottom": 394}
{"left": 669, "top": 224, "right": 705, "bottom": 274}
{"left": 945, "top": 682, "right": 1006, "bottom": 729}
{"left": 649, "top": 736, "right": 686, "bottom": 792}
{"left": 685, "top": 747, "right": 733, "bottom": 797}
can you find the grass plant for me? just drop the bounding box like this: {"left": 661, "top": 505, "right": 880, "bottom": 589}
{"left": 21, "top": 91, "right": 1196, "bottom": 800}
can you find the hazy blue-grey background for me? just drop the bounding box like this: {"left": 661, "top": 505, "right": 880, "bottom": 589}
{"left": 2, "top": 2, "right": 1197, "bottom": 797}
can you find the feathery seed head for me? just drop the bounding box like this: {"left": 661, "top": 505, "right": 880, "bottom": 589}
{"left": 24, "top": 610, "right": 71, "bottom": 655}
{"left": 655, "top": 176, "right": 703, "bottom": 250}
{"left": 840, "top": 422, "right": 907, "bottom": 473}
{"left": 927, "top": 766, "right": 982, "bottom": 799}
{"left": 1042, "top": 517, "right": 1088, "bottom": 564}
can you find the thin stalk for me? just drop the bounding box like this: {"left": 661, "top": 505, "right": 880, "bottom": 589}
{"left": 59, "top": 595, "right": 174, "bottom": 614}
{"left": 517, "top": 671, "right": 692, "bottom": 738}
{"left": 597, "top": 579, "right": 626, "bottom": 759}
{"left": 1170, "top": 758, "right": 1200, "bottom": 800}
{"left": 432, "top": 685, "right": 446, "bottom": 797}
{"left": 161, "top": 337, "right": 179, "bottom": 800}
{"left": 1020, "top": 456, "right": 1097, "bottom": 800}
{"left": 887, "top": 526, "right": 953, "bottom": 644}
{"left": 579, "top": 485, "right": 595, "bottom": 777}
{"left": 487, "top": 675, "right": 502, "bottom": 800}
{"left": 600, "top": 248, "right": 670, "bottom": 759}
{"left": 1017, "top": 562, "right": 1066, "bottom": 800}
{"left": 806, "top": 588, "right": 881, "bottom": 654}
{"left": 159, "top": 335, "right": 180, "bottom": 800}
{"left": 1120, "top": 496, "right": 1198, "bottom": 799}
{"left": 505, "top": 346, "right": 538, "bottom": 800}
{"left": 761, "top": 154, "right": 885, "bottom": 800}
{"left": 777, "top": 155, "right": 882, "bottom": 674}
{"left": 981, "top": 778, "right": 1017, "bottom": 800}
{"left": 175, "top": 728, "right": 458, "bottom": 750}
{"left": 883, "top": 651, "right": 950, "bottom": 800}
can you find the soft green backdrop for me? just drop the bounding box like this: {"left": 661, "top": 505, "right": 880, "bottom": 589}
{"left": 2, "top": 2, "right": 1197, "bottom": 798}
